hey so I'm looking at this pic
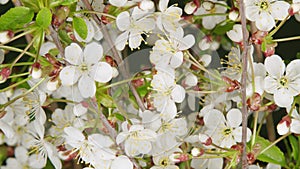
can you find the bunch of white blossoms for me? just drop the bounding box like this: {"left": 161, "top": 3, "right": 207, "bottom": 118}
{"left": 3, "top": 0, "right": 300, "bottom": 168}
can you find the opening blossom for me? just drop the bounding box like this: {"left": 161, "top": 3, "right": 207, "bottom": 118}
{"left": 203, "top": 109, "right": 252, "bottom": 148}
{"left": 59, "top": 42, "right": 113, "bottom": 98}
{"left": 264, "top": 55, "right": 300, "bottom": 107}
{"left": 245, "top": 0, "right": 290, "bottom": 31}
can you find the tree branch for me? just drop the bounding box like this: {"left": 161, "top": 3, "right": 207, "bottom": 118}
{"left": 238, "top": 0, "right": 250, "bottom": 168}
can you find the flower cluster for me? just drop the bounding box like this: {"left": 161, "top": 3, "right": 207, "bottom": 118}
{"left": 1, "top": 0, "right": 300, "bottom": 169}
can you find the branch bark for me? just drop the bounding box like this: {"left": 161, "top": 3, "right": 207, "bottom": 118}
{"left": 238, "top": 0, "right": 250, "bottom": 168}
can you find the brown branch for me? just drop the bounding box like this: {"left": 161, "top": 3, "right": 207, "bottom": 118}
{"left": 82, "top": 0, "right": 146, "bottom": 112}
{"left": 238, "top": 0, "right": 250, "bottom": 168}
{"left": 49, "top": 26, "right": 65, "bottom": 58}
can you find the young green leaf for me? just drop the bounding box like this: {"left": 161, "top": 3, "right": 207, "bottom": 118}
{"left": 72, "top": 17, "right": 87, "bottom": 39}
{"left": 20, "top": 0, "right": 40, "bottom": 12}
{"left": 256, "top": 136, "right": 286, "bottom": 167}
{"left": 0, "top": 7, "right": 34, "bottom": 31}
{"left": 288, "top": 135, "right": 299, "bottom": 161}
{"left": 36, "top": 8, "right": 52, "bottom": 29}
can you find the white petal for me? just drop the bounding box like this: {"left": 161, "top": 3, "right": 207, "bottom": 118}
{"left": 0, "top": 121, "right": 14, "bottom": 138}
{"left": 204, "top": 109, "right": 225, "bottom": 129}
{"left": 116, "top": 132, "right": 128, "bottom": 144}
{"left": 48, "top": 154, "right": 62, "bottom": 169}
{"left": 270, "top": 1, "right": 290, "bottom": 20}
{"left": 170, "top": 52, "right": 183, "bottom": 68}
{"left": 89, "top": 134, "right": 114, "bottom": 148}
{"left": 83, "top": 42, "right": 103, "bottom": 65}
{"left": 115, "top": 31, "right": 129, "bottom": 51}
{"left": 266, "top": 163, "right": 281, "bottom": 169}
{"left": 159, "top": 0, "right": 169, "bottom": 11}
{"left": 245, "top": 6, "right": 260, "bottom": 21}
{"left": 116, "top": 11, "right": 130, "bottom": 31}
{"left": 226, "top": 109, "right": 242, "bottom": 128}
{"left": 129, "top": 31, "right": 142, "bottom": 49}
{"left": 78, "top": 75, "right": 96, "bottom": 98}
{"left": 208, "top": 158, "right": 223, "bottom": 169}
{"left": 28, "top": 154, "right": 46, "bottom": 168}
{"left": 233, "top": 127, "right": 252, "bottom": 142}
{"left": 90, "top": 62, "right": 113, "bottom": 83}
{"left": 291, "top": 119, "right": 300, "bottom": 134}
{"left": 171, "top": 84, "right": 185, "bottom": 103}
{"left": 264, "top": 76, "right": 278, "bottom": 94}
{"left": 74, "top": 103, "right": 88, "bottom": 116}
{"left": 15, "top": 146, "right": 28, "bottom": 163}
{"left": 109, "top": 0, "right": 127, "bottom": 7}
{"left": 286, "top": 59, "right": 300, "bottom": 77}
{"left": 179, "top": 34, "right": 195, "bottom": 50}
{"left": 264, "top": 55, "right": 285, "bottom": 78}
{"left": 255, "top": 12, "right": 275, "bottom": 31}
{"left": 65, "top": 43, "right": 83, "bottom": 65}
{"left": 274, "top": 88, "right": 293, "bottom": 107}
{"left": 111, "top": 155, "right": 133, "bottom": 169}
{"left": 59, "top": 66, "right": 80, "bottom": 86}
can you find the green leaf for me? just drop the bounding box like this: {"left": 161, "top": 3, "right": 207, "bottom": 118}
{"left": 20, "top": 0, "right": 40, "bottom": 12}
{"left": 0, "top": 7, "right": 34, "bottom": 31}
{"left": 72, "top": 17, "right": 87, "bottom": 39}
{"left": 114, "top": 113, "right": 125, "bottom": 121}
{"left": 36, "top": 8, "right": 52, "bottom": 29}
{"left": 0, "top": 146, "right": 7, "bottom": 165}
{"left": 213, "top": 21, "right": 235, "bottom": 35}
{"left": 256, "top": 136, "right": 286, "bottom": 166}
{"left": 61, "top": 0, "right": 77, "bottom": 5}
{"left": 289, "top": 135, "right": 299, "bottom": 161}
{"left": 58, "top": 29, "right": 72, "bottom": 45}
{"left": 98, "top": 93, "right": 116, "bottom": 108}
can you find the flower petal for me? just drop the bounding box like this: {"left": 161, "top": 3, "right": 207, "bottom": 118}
{"left": 83, "top": 42, "right": 103, "bottom": 64}
{"left": 59, "top": 66, "right": 80, "bottom": 86}
{"left": 255, "top": 11, "right": 275, "bottom": 31}
{"left": 78, "top": 75, "right": 96, "bottom": 98}
{"left": 65, "top": 43, "right": 83, "bottom": 65}
{"left": 178, "top": 34, "right": 195, "bottom": 50}
{"left": 171, "top": 84, "right": 185, "bottom": 103}
{"left": 204, "top": 109, "right": 225, "bottom": 129}
{"left": 270, "top": 1, "right": 290, "bottom": 20}
{"left": 111, "top": 155, "right": 133, "bottom": 169}
{"left": 90, "top": 62, "right": 113, "bottom": 83}
{"left": 226, "top": 108, "right": 242, "bottom": 128}
{"left": 170, "top": 52, "right": 183, "bottom": 68}
{"left": 264, "top": 55, "right": 285, "bottom": 78}
{"left": 115, "top": 31, "right": 129, "bottom": 51}
{"left": 109, "top": 0, "right": 127, "bottom": 7}
{"left": 232, "top": 127, "right": 252, "bottom": 142}
{"left": 116, "top": 11, "right": 130, "bottom": 31}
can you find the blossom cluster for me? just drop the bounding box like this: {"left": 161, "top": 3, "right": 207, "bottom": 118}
{"left": 0, "top": 0, "right": 300, "bottom": 169}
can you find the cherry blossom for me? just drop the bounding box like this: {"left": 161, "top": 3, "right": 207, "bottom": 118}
{"left": 59, "top": 42, "right": 113, "bottom": 98}
{"left": 264, "top": 55, "right": 300, "bottom": 107}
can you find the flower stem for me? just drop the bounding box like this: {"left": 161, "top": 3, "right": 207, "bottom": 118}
{"left": 8, "top": 72, "right": 30, "bottom": 79}
{"left": 251, "top": 111, "right": 259, "bottom": 149}
{"left": 75, "top": 10, "right": 117, "bottom": 19}
{"left": 0, "top": 77, "right": 31, "bottom": 93}
{"left": 0, "top": 62, "right": 34, "bottom": 68}
{"left": 49, "top": 25, "right": 65, "bottom": 58}
{"left": 0, "top": 45, "right": 35, "bottom": 57}
{"left": 269, "top": 16, "right": 289, "bottom": 37}
{"left": 2, "top": 29, "right": 36, "bottom": 45}
{"left": 273, "top": 36, "right": 300, "bottom": 42}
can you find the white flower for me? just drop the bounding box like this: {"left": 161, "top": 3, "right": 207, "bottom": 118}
{"left": 115, "top": 7, "right": 155, "bottom": 50}
{"left": 264, "top": 55, "right": 300, "bottom": 107}
{"left": 190, "top": 158, "right": 224, "bottom": 169}
{"left": 156, "top": 0, "right": 182, "bottom": 32}
{"left": 151, "top": 72, "right": 185, "bottom": 120}
{"left": 111, "top": 156, "right": 133, "bottom": 169}
{"left": 0, "top": 31, "right": 11, "bottom": 44}
{"left": 109, "top": 0, "right": 127, "bottom": 7}
{"left": 59, "top": 42, "right": 113, "bottom": 98}
{"left": 194, "top": 1, "right": 227, "bottom": 30}
{"left": 150, "top": 27, "right": 195, "bottom": 69}
{"left": 203, "top": 109, "right": 252, "bottom": 148}
{"left": 245, "top": 0, "right": 290, "bottom": 31}
{"left": 116, "top": 123, "right": 157, "bottom": 157}
{"left": 2, "top": 146, "right": 44, "bottom": 169}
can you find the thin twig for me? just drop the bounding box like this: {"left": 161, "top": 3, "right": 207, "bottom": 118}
{"left": 238, "top": 0, "right": 250, "bottom": 168}
{"left": 49, "top": 26, "right": 65, "bottom": 58}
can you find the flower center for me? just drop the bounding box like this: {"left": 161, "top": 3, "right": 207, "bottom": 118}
{"left": 259, "top": 1, "right": 269, "bottom": 10}
{"left": 80, "top": 64, "right": 89, "bottom": 72}
{"left": 223, "top": 128, "right": 232, "bottom": 135}
{"left": 279, "top": 77, "right": 288, "bottom": 87}
{"left": 160, "top": 158, "right": 169, "bottom": 166}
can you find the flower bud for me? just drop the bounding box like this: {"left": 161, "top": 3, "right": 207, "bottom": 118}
{"left": 47, "top": 79, "right": 59, "bottom": 91}
{"left": 184, "top": 1, "right": 198, "bottom": 14}
{"left": 0, "top": 31, "right": 13, "bottom": 44}
{"left": 289, "top": 3, "right": 300, "bottom": 16}
{"left": 191, "top": 147, "right": 204, "bottom": 157}
{"left": 0, "top": 67, "right": 11, "bottom": 83}
{"left": 139, "top": 0, "right": 154, "bottom": 10}
{"left": 277, "top": 115, "right": 291, "bottom": 135}
{"left": 52, "top": 6, "right": 70, "bottom": 28}
{"left": 199, "top": 133, "right": 212, "bottom": 146}
{"left": 251, "top": 31, "right": 268, "bottom": 45}
{"left": 202, "top": 1, "right": 215, "bottom": 11}
{"left": 246, "top": 92, "right": 262, "bottom": 111}
{"left": 229, "top": 8, "right": 240, "bottom": 21}
{"left": 30, "top": 62, "right": 42, "bottom": 79}
{"left": 184, "top": 73, "right": 198, "bottom": 87}
{"left": 169, "top": 153, "right": 189, "bottom": 163}
{"left": 112, "top": 67, "right": 119, "bottom": 78}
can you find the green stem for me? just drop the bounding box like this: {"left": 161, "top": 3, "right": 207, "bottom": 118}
{"left": 0, "top": 62, "right": 33, "bottom": 68}
{"left": 99, "top": 74, "right": 151, "bottom": 89}
{"left": 273, "top": 36, "right": 300, "bottom": 42}
{"left": 194, "top": 13, "right": 228, "bottom": 20}
{"left": 8, "top": 72, "right": 30, "bottom": 79}
{"left": 251, "top": 111, "right": 259, "bottom": 149}
{"left": 2, "top": 29, "right": 36, "bottom": 45}
{"left": 0, "top": 46, "right": 35, "bottom": 57}
{"left": 0, "top": 77, "right": 31, "bottom": 93}
{"left": 260, "top": 133, "right": 290, "bottom": 154}
{"left": 269, "top": 16, "right": 289, "bottom": 37}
